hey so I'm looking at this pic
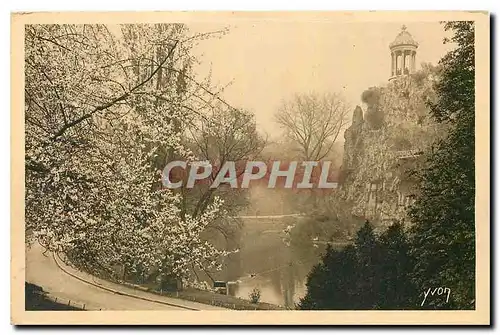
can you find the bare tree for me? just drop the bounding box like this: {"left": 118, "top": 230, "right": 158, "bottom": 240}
{"left": 274, "top": 92, "right": 350, "bottom": 161}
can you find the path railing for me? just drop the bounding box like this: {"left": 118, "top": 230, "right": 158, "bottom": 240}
{"left": 42, "top": 294, "right": 91, "bottom": 310}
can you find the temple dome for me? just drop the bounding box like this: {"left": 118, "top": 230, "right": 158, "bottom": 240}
{"left": 389, "top": 25, "right": 418, "bottom": 49}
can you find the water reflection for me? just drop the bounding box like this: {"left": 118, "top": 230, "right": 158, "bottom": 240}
{"left": 221, "top": 219, "right": 326, "bottom": 308}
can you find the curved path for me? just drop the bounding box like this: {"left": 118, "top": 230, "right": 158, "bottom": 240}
{"left": 25, "top": 243, "right": 226, "bottom": 311}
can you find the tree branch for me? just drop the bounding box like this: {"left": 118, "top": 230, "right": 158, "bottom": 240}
{"left": 49, "top": 40, "right": 179, "bottom": 142}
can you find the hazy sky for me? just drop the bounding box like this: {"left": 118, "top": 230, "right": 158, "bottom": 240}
{"left": 189, "top": 21, "right": 454, "bottom": 139}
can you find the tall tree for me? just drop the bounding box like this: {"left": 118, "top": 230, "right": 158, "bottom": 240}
{"left": 408, "top": 21, "right": 475, "bottom": 309}
{"left": 353, "top": 221, "right": 381, "bottom": 309}
{"left": 377, "top": 222, "right": 416, "bottom": 309}
{"left": 298, "top": 244, "right": 358, "bottom": 310}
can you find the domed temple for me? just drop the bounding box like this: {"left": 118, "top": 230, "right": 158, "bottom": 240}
{"left": 389, "top": 25, "right": 419, "bottom": 79}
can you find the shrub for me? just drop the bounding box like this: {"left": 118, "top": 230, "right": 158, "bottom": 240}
{"left": 249, "top": 287, "right": 261, "bottom": 304}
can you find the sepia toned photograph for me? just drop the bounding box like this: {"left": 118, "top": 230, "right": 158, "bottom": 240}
{"left": 11, "top": 11, "right": 490, "bottom": 325}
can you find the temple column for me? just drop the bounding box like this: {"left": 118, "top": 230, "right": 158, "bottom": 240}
{"left": 391, "top": 52, "right": 395, "bottom": 76}
{"left": 390, "top": 52, "right": 393, "bottom": 76}
{"left": 412, "top": 51, "right": 416, "bottom": 72}
{"left": 410, "top": 52, "right": 414, "bottom": 72}
{"left": 400, "top": 51, "right": 404, "bottom": 74}
{"left": 395, "top": 52, "right": 398, "bottom": 74}
{"left": 397, "top": 51, "right": 402, "bottom": 75}
{"left": 401, "top": 51, "right": 406, "bottom": 74}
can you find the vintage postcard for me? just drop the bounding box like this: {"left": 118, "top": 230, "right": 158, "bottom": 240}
{"left": 11, "top": 11, "right": 490, "bottom": 325}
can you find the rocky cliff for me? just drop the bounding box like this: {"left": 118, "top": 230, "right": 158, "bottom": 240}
{"left": 338, "top": 66, "right": 446, "bottom": 229}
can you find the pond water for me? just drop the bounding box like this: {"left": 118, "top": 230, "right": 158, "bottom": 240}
{"left": 219, "top": 218, "right": 327, "bottom": 308}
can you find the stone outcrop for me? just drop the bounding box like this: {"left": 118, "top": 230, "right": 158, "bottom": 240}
{"left": 341, "top": 105, "right": 364, "bottom": 177}
{"left": 338, "top": 69, "right": 445, "bottom": 230}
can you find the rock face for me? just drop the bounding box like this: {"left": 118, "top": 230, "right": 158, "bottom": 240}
{"left": 338, "top": 70, "right": 445, "bottom": 230}
{"left": 341, "top": 105, "right": 364, "bottom": 175}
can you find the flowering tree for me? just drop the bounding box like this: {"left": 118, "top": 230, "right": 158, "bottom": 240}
{"left": 25, "top": 23, "right": 236, "bottom": 284}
